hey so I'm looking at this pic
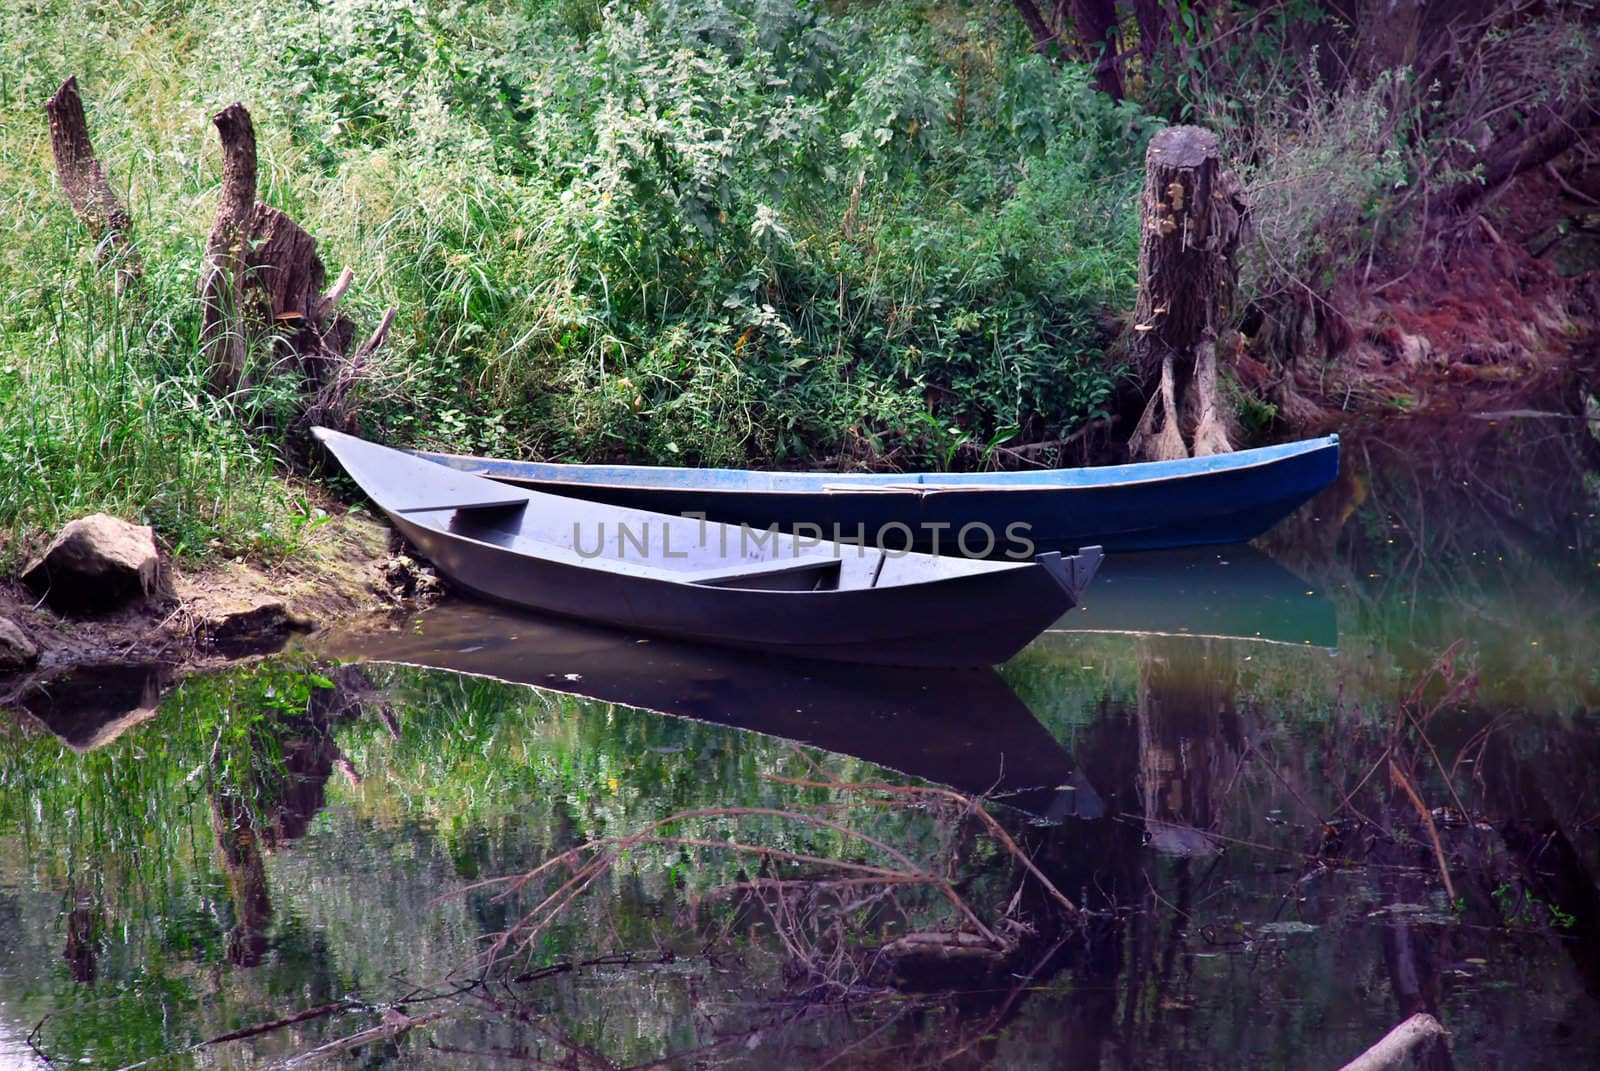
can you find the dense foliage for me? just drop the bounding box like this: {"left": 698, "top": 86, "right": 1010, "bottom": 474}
{"left": 209, "top": 0, "right": 1150, "bottom": 465}
{"left": 0, "top": 0, "right": 1151, "bottom": 562}
{"left": 4, "top": 1, "right": 1590, "bottom": 560}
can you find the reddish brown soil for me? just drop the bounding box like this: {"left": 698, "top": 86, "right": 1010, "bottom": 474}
{"left": 1242, "top": 165, "right": 1600, "bottom": 429}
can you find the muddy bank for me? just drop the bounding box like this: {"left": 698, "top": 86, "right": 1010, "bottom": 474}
{"left": 0, "top": 505, "right": 414, "bottom": 700}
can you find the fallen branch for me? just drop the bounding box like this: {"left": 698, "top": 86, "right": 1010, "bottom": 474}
{"left": 958, "top": 418, "right": 1115, "bottom": 468}
{"left": 204, "top": 1001, "right": 347, "bottom": 1044}
{"left": 1337, "top": 1012, "right": 1448, "bottom": 1071}
{"left": 265, "top": 1011, "right": 446, "bottom": 1070}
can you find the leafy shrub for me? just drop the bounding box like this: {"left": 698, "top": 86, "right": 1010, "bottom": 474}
{"left": 210, "top": 0, "right": 1153, "bottom": 467}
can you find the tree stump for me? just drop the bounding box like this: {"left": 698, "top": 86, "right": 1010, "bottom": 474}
{"left": 1126, "top": 126, "right": 1247, "bottom": 460}
{"left": 45, "top": 77, "right": 142, "bottom": 292}
{"left": 197, "top": 101, "right": 393, "bottom": 423}
{"left": 200, "top": 103, "right": 259, "bottom": 394}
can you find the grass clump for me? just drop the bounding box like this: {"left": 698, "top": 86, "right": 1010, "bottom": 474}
{"left": 0, "top": 256, "right": 291, "bottom": 566}
{"left": 0, "top": 7, "right": 302, "bottom": 567}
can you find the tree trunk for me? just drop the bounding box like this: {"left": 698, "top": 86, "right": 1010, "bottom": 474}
{"left": 1012, "top": 0, "right": 1060, "bottom": 63}
{"left": 193, "top": 101, "right": 392, "bottom": 428}
{"left": 1068, "top": 0, "right": 1124, "bottom": 99}
{"left": 200, "top": 102, "right": 259, "bottom": 394}
{"left": 1132, "top": 0, "right": 1167, "bottom": 67}
{"left": 246, "top": 204, "right": 356, "bottom": 390}
{"left": 45, "top": 77, "right": 141, "bottom": 293}
{"left": 1126, "top": 126, "right": 1245, "bottom": 461}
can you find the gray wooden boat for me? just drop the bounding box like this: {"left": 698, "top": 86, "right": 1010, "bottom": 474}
{"left": 312, "top": 428, "right": 1102, "bottom": 667}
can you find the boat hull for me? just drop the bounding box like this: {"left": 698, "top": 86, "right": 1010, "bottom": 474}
{"left": 313, "top": 428, "right": 1100, "bottom": 668}
{"left": 388, "top": 511, "right": 1076, "bottom": 666}
{"left": 413, "top": 437, "right": 1340, "bottom": 553}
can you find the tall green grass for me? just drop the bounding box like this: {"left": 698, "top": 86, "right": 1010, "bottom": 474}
{"left": 0, "top": 2, "right": 302, "bottom": 565}
{"left": 0, "top": 253, "right": 296, "bottom": 565}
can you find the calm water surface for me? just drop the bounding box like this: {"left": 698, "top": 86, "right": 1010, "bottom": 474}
{"left": 2, "top": 418, "right": 1597, "bottom": 1068}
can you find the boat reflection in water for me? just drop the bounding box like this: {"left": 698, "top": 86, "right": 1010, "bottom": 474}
{"left": 1050, "top": 543, "right": 1338, "bottom": 649}
{"left": 311, "top": 545, "right": 1334, "bottom": 826}
{"left": 312, "top": 602, "right": 1104, "bottom": 822}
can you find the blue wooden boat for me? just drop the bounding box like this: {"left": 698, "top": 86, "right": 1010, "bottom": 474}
{"left": 409, "top": 436, "right": 1340, "bottom": 554}
{"left": 312, "top": 428, "right": 1103, "bottom": 668}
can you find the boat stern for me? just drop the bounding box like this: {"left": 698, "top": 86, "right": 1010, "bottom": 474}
{"left": 1035, "top": 545, "right": 1104, "bottom": 600}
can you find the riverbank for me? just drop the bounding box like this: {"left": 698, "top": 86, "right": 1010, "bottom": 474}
{"left": 0, "top": 502, "right": 407, "bottom": 695}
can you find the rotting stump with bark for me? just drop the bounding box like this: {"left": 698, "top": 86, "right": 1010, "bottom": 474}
{"left": 45, "top": 78, "right": 394, "bottom": 433}
{"left": 1127, "top": 125, "right": 1247, "bottom": 462}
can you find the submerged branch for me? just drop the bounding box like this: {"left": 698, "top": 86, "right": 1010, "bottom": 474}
{"left": 762, "top": 774, "right": 1083, "bottom": 920}
{"left": 204, "top": 1001, "right": 348, "bottom": 1044}
{"left": 265, "top": 1011, "right": 446, "bottom": 1070}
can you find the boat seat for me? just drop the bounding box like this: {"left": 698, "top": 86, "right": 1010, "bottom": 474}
{"left": 396, "top": 496, "right": 529, "bottom": 515}
{"left": 685, "top": 555, "right": 842, "bottom": 591}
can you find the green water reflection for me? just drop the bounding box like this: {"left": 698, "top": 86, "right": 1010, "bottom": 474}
{"left": 1, "top": 416, "right": 1597, "bottom": 1068}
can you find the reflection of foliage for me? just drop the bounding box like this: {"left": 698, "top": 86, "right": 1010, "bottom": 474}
{"left": 0, "top": 657, "right": 338, "bottom": 894}
{"left": 1268, "top": 420, "right": 1600, "bottom": 708}
{"left": 466, "top": 771, "right": 1079, "bottom": 994}
{"left": 0, "top": 656, "right": 359, "bottom": 1065}
{"left": 5, "top": 630, "right": 1600, "bottom": 1067}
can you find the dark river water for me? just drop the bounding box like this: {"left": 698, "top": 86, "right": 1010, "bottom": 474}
{"left": 3, "top": 416, "right": 1598, "bottom": 1069}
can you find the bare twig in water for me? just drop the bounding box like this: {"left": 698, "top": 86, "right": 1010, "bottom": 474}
{"left": 1387, "top": 760, "right": 1457, "bottom": 903}
{"left": 762, "top": 774, "right": 1082, "bottom": 919}
{"left": 26, "top": 1017, "right": 57, "bottom": 1069}
{"left": 449, "top": 798, "right": 1042, "bottom": 974}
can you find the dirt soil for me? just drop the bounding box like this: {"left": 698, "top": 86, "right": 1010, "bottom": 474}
{"left": 1228, "top": 162, "right": 1600, "bottom": 431}
{"left": 0, "top": 504, "right": 429, "bottom": 702}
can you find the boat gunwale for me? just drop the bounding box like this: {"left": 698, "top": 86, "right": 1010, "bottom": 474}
{"left": 411, "top": 434, "right": 1339, "bottom": 497}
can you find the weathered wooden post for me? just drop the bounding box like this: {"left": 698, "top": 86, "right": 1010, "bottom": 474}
{"left": 1126, "top": 126, "right": 1246, "bottom": 460}
{"left": 45, "top": 77, "right": 142, "bottom": 292}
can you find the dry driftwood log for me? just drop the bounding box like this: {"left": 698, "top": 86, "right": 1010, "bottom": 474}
{"left": 199, "top": 101, "right": 394, "bottom": 422}
{"left": 1337, "top": 1012, "right": 1449, "bottom": 1071}
{"left": 45, "top": 77, "right": 142, "bottom": 292}
{"left": 1127, "top": 125, "right": 1247, "bottom": 461}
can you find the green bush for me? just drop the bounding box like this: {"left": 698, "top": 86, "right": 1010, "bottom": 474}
{"left": 210, "top": 0, "right": 1153, "bottom": 466}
